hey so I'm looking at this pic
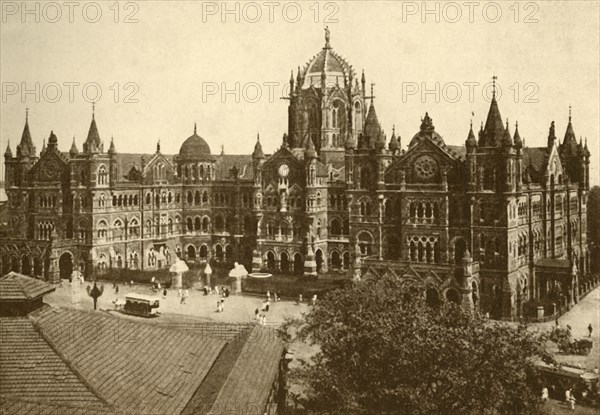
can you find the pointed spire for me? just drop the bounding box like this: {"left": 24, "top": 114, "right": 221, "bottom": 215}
{"left": 501, "top": 119, "right": 513, "bottom": 147}
{"left": 85, "top": 107, "right": 101, "bottom": 153}
{"left": 481, "top": 86, "right": 504, "bottom": 146}
{"left": 513, "top": 121, "right": 522, "bottom": 149}
{"left": 41, "top": 138, "right": 46, "bottom": 155}
{"left": 364, "top": 101, "right": 382, "bottom": 142}
{"left": 69, "top": 137, "right": 79, "bottom": 156}
{"left": 561, "top": 106, "right": 578, "bottom": 155}
{"left": 18, "top": 107, "right": 34, "bottom": 156}
{"left": 108, "top": 136, "right": 116, "bottom": 155}
{"left": 194, "top": 123, "right": 197, "bottom": 135}
{"left": 583, "top": 137, "right": 590, "bottom": 157}
{"left": 221, "top": 144, "right": 225, "bottom": 155}
{"left": 156, "top": 139, "right": 161, "bottom": 153}
{"left": 547, "top": 121, "right": 557, "bottom": 148}
{"left": 252, "top": 133, "right": 264, "bottom": 159}
{"left": 492, "top": 75, "right": 498, "bottom": 99}
{"left": 466, "top": 120, "right": 477, "bottom": 150}
{"left": 4, "top": 140, "right": 12, "bottom": 158}
{"left": 389, "top": 125, "right": 399, "bottom": 151}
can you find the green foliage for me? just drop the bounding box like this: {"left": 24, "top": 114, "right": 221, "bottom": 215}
{"left": 284, "top": 274, "right": 551, "bottom": 415}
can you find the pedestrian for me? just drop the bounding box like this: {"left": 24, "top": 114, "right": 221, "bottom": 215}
{"left": 265, "top": 301, "right": 270, "bottom": 312}
{"left": 298, "top": 294, "right": 303, "bottom": 304}
{"left": 115, "top": 284, "right": 119, "bottom": 294}
{"left": 569, "top": 394, "right": 576, "bottom": 411}
{"left": 273, "top": 292, "right": 278, "bottom": 302}
{"left": 262, "top": 314, "right": 267, "bottom": 325}
{"left": 163, "top": 288, "right": 167, "bottom": 298}
{"left": 588, "top": 323, "right": 593, "bottom": 337}
{"left": 217, "top": 300, "right": 221, "bottom": 313}
{"left": 184, "top": 289, "right": 189, "bottom": 304}
{"left": 255, "top": 308, "right": 259, "bottom": 319}
{"left": 215, "top": 286, "right": 220, "bottom": 296}
{"left": 541, "top": 387, "right": 548, "bottom": 403}
{"left": 565, "top": 388, "right": 571, "bottom": 403}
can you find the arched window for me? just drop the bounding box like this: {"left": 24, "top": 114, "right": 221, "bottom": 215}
{"left": 330, "top": 219, "right": 341, "bottom": 236}
{"left": 354, "top": 102, "right": 362, "bottom": 131}
{"left": 202, "top": 217, "right": 209, "bottom": 232}
{"left": 202, "top": 191, "right": 208, "bottom": 204}
{"left": 194, "top": 217, "right": 201, "bottom": 231}
{"left": 187, "top": 217, "right": 193, "bottom": 232}
{"left": 98, "top": 165, "right": 108, "bottom": 185}
{"left": 146, "top": 193, "right": 151, "bottom": 205}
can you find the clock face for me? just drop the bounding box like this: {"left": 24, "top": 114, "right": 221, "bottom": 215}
{"left": 43, "top": 160, "right": 60, "bottom": 180}
{"left": 414, "top": 155, "right": 438, "bottom": 179}
{"left": 278, "top": 164, "right": 289, "bottom": 178}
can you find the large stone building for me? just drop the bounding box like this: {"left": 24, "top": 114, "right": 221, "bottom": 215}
{"left": 1, "top": 30, "right": 594, "bottom": 319}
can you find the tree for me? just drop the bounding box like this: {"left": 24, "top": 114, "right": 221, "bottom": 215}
{"left": 282, "top": 275, "right": 553, "bottom": 415}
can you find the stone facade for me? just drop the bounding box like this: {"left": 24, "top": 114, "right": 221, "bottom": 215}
{"left": 1, "top": 31, "right": 593, "bottom": 319}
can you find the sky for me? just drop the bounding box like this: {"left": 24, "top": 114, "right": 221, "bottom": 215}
{"left": 1, "top": 0, "right": 598, "bottom": 185}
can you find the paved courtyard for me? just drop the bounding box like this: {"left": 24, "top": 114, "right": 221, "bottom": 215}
{"left": 534, "top": 285, "right": 600, "bottom": 371}
{"left": 44, "top": 279, "right": 310, "bottom": 326}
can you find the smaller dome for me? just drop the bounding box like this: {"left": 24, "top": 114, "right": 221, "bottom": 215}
{"left": 179, "top": 124, "right": 212, "bottom": 160}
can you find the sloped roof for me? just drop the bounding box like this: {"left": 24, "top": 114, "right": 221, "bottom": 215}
{"left": 480, "top": 97, "right": 505, "bottom": 146}
{"left": 214, "top": 155, "right": 254, "bottom": 181}
{"left": 29, "top": 306, "right": 226, "bottom": 415}
{"left": 0, "top": 273, "right": 55, "bottom": 301}
{"left": 0, "top": 318, "right": 108, "bottom": 409}
{"left": 210, "top": 325, "right": 285, "bottom": 412}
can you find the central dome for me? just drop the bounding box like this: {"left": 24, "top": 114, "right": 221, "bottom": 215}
{"left": 179, "top": 125, "right": 212, "bottom": 160}
{"left": 301, "top": 28, "right": 354, "bottom": 89}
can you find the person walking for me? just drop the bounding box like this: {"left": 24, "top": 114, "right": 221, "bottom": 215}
{"left": 541, "top": 387, "right": 548, "bottom": 403}
{"left": 255, "top": 308, "right": 259, "bottom": 320}
{"left": 184, "top": 289, "right": 189, "bottom": 304}
{"left": 569, "top": 392, "right": 576, "bottom": 411}
{"left": 565, "top": 388, "right": 571, "bottom": 403}
{"left": 163, "top": 288, "right": 167, "bottom": 299}
{"left": 588, "top": 323, "right": 593, "bottom": 337}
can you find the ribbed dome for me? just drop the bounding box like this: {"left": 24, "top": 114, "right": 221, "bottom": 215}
{"left": 300, "top": 29, "right": 354, "bottom": 89}
{"left": 179, "top": 125, "right": 212, "bottom": 160}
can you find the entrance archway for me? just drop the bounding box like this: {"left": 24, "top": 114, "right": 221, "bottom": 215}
{"left": 315, "top": 249, "right": 323, "bottom": 273}
{"left": 11, "top": 256, "right": 19, "bottom": 273}
{"left": 280, "top": 252, "right": 289, "bottom": 273}
{"left": 21, "top": 255, "right": 31, "bottom": 276}
{"left": 294, "top": 253, "right": 303, "bottom": 274}
{"left": 266, "top": 252, "right": 276, "bottom": 271}
{"left": 33, "top": 257, "right": 42, "bottom": 277}
{"left": 331, "top": 251, "right": 341, "bottom": 269}
{"left": 59, "top": 252, "right": 73, "bottom": 280}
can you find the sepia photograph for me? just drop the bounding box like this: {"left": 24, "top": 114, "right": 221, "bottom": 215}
{"left": 0, "top": 1, "right": 599, "bottom": 414}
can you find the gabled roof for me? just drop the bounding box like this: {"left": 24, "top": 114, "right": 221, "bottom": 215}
{"left": 0, "top": 273, "right": 55, "bottom": 301}
{"left": 0, "top": 317, "right": 108, "bottom": 409}
{"left": 214, "top": 154, "right": 254, "bottom": 181}
{"left": 522, "top": 147, "right": 548, "bottom": 183}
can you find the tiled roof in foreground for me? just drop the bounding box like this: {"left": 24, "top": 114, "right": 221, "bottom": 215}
{"left": 0, "top": 305, "right": 285, "bottom": 415}
{"left": 0, "top": 272, "right": 55, "bottom": 301}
